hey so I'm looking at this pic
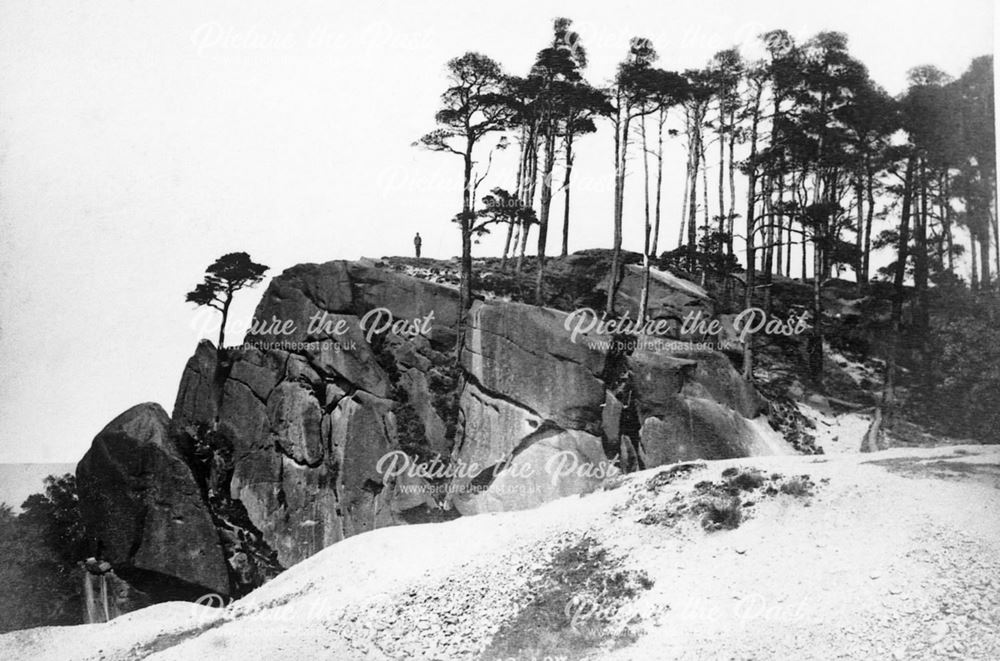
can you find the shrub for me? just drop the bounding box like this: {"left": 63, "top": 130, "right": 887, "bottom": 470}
{"left": 724, "top": 468, "right": 766, "bottom": 493}
{"left": 699, "top": 496, "right": 743, "bottom": 531}
{"left": 779, "top": 476, "right": 815, "bottom": 497}
{"left": 641, "top": 471, "right": 820, "bottom": 534}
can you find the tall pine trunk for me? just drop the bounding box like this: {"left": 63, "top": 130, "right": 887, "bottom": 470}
{"left": 459, "top": 148, "right": 475, "bottom": 329}
{"left": 862, "top": 167, "right": 875, "bottom": 282}
{"left": 717, "top": 102, "right": 726, "bottom": 248}
{"left": 516, "top": 133, "right": 539, "bottom": 277}
{"left": 503, "top": 127, "right": 528, "bottom": 271}
{"left": 939, "top": 172, "right": 953, "bottom": 273}
{"left": 535, "top": 127, "right": 557, "bottom": 304}
{"left": 972, "top": 234, "right": 980, "bottom": 290}
{"left": 980, "top": 215, "right": 992, "bottom": 290}
{"left": 885, "top": 157, "right": 916, "bottom": 419}
{"left": 560, "top": 131, "right": 575, "bottom": 257}
{"left": 606, "top": 96, "right": 630, "bottom": 316}
{"left": 855, "top": 174, "right": 865, "bottom": 289}
{"left": 742, "top": 83, "right": 763, "bottom": 380}
{"left": 775, "top": 175, "right": 784, "bottom": 281}
{"left": 914, "top": 157, "right": 932, "bottom": 395}
{"left": 218, "top": 289, "right": 232, "bottom": 350}
{"left": 501, "top": 222, "right": 514, "bottom": 267}
{"left": 639, "top": 112, "right": 653, "bottom": 320}
{"left": 678, "top": 117, "right": 691, "bottom": 250}
{"left": 700, "top": 131, "right": 710, "bottom": 275}
{"left": 686, "top": 105, "right": 701, "bottom": 270}
{"left": 726, "top": 107, "right": 737, "bottom": 258}
{"left": 762, "top": 178, "right": 775, "bottom": 313}
{"left": 651, "top": 108, "right": 666, "bottom": 258}
{"left": 809, "top": 223, "right": 823, "bottom": 386}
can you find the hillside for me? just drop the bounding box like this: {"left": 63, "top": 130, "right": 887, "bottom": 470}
{"left": 3, "top": 252, "right": 995, "bottom": 658}
{"left": 3, "top": 443, "right": 998, "bottom": 660}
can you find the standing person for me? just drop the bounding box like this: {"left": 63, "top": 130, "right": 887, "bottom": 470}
{"left": 414, "top": 232, "right": 422, "bottom": 259}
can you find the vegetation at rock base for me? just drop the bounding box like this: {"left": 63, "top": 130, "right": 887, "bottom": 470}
{"left": 0, "top": 475, "right": 86, "bottom": 632}
{"left": 483, "top": 537, "right": 653, "bottom": 660}
{"left": 179, "top": 423, "right": 284, "bottom": 596}
{"left": 643, "top": 461, "right": 707, "bottom": 491}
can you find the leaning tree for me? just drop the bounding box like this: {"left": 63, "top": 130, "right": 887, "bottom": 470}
{"left": 185, "top": 252, "right": 269, "bottom": 349}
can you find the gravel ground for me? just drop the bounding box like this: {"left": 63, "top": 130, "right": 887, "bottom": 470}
{"left": 1, "top": 445, "right": 998, "bottom": 661}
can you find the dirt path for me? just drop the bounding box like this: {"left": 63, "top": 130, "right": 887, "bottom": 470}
{"left": 603, "top": 447, "right": 1000, "bottom": 660}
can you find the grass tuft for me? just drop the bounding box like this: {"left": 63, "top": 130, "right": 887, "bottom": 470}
{"left": 699, "top": 496, "right": 743, "bottom": 531}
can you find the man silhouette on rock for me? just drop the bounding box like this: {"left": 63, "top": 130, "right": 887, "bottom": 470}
{"left": 414, "top": 232, "right": 422, "bottom": 259}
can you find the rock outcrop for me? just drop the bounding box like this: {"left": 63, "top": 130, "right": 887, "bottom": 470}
{"left": 462, "top": 301, "right": 608, "bottom": 433}
{"left": 449, "top": 301, "right": 614, "bottom": 514}
{"left": 160, "top": 260, "right": 465, "bottom": 575}
{"left": 75, "top": 254, "right": 795, "bottom": 618}
{"left": 623, "top": 342, "right": 788, "bottom": 465}
{"left": 76, "top": 403, "right": 230, "bottom": 599}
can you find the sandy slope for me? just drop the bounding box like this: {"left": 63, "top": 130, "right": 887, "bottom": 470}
{"left": 2, "top": 445, "right": 998, "bottom": 661}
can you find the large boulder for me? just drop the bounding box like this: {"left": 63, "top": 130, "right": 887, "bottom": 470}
{"left": 76, "top": 403, "right": 230, "bottom": 598}
{"left": 451, "top": 427, "right": 613, "bottom": 515}
{"left": 628, "top": 343, "right": 767, "bottom": 421}
{"left": 637, "top": 398, "right": 791, "bottom": 465}
{"left": 462, "top": 301, "right": 608, "bottom": 434}
{"left": 625, "top": 340, "right": 791, "bottom": 466}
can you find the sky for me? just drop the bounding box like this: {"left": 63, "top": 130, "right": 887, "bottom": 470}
{"left": 0, "top": 0, "right": 995, "bottom": 463}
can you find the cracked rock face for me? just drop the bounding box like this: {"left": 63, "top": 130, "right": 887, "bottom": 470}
{"left": 626, "top": 341, "right": 783, "bottom": 465}
{"left": 76, "top": 257, "right": 794, "bottom": 617}
{"left": 172, "top": 343, "right": 404, "bottom": 569}
{"left": 268, "top": 382, "right": 325, "bottom": 467}
{"left": 163, "top": 260, "right": 465, "bottom": 572}
{"left": 462, "top": 301, "right": 608, "bottom": 433}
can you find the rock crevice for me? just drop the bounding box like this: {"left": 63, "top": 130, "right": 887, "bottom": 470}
{"left": 76, "top": 256, "right": 794, "bottom": 618}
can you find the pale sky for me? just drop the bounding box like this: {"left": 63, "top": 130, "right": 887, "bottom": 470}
{"left": 0, "top": 0, "right": 994, "bottom": 462}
